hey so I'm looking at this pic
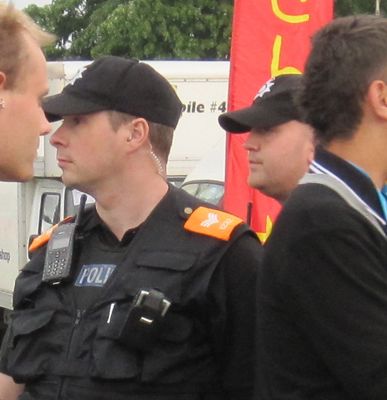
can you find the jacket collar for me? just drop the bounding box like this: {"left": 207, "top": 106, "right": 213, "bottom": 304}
{"left": 78, "top": 184, "right": 201, "bottom": 235}
{"left": 312, "top": 147, "right": 386, "bottom": 222}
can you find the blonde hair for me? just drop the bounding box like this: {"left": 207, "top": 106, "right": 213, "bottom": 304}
{"left": 0, "top": 2, "right": 55, "bottom": 88}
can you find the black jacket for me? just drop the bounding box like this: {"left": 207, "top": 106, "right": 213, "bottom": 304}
{"left": 1, "top": 186, "right": 261, "bottom": 400}
{"left": 256, "top": 148, "right": 387, "bottom": 400}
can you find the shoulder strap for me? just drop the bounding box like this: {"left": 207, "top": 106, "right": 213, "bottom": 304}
{"left": 184, "top": 206, "right": 244, "bottom": 241}
{"left": 299, "top": 173, "right": 386, "bottom": 239}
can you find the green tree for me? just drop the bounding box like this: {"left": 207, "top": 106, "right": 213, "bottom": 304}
{"left": 335, "top": 0, "right": 387, "bottom": 16}
{"left": 25, "top": 0, "right": 233, "bottom": 60}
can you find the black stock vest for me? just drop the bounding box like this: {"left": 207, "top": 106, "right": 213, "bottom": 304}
{"left": 2, "top": 187, "right": 252, "bottom": 399}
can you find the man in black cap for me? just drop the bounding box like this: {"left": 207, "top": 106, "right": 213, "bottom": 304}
{"left": 0, "top": 56, "right": 261, "bottom": 400}
{"left": 219, "top": 74, "right": 315, "bottom": 202}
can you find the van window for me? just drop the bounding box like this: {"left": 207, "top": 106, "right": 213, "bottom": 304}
{"left": 181, "top": 180, "right": 224, "bottom": 207}
{"left": 39, "top": 193, "right": 61, "bottom": 234}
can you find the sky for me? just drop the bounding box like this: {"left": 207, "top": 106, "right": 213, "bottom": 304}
{"left": 11, "top": 0, "right": 52, "bottom": 9}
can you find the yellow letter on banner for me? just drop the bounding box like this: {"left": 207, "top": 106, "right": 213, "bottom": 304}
{"left": 272, "top": 0, "right": 309, "bottom": 24}
{"left": 271, "top": 35, "right": 302, "bottom": 76}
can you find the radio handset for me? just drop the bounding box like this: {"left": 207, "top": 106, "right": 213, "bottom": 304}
{"left": 42, "top": 194, "right": 87, "bottom": 285}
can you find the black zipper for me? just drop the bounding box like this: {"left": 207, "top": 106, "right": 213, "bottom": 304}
{"left": 56, "top": 308, "right": 85, "bottom": 399}
{"left": 66, "top": 309, "right": 84, "bottom": 358}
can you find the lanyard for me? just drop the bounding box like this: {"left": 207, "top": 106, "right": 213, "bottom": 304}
{"left": 310, "top": 161, "right": 386, "bottom": 227}
{"left": 378, "top": 185, "right": 387, "bottom": 221}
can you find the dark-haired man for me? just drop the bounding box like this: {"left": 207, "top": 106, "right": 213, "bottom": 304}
{"left": 0, "top": 56, "right": 261, "bottom": 400}
{"left": 256, "top": 15, "right": 387, "bottom": 400}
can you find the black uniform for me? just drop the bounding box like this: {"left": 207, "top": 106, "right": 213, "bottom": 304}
{"left": 1, "top": 185, "right": 261, "bottom": 400}
{"left": 255, "top": 148, "right": 387, "bottom": 400}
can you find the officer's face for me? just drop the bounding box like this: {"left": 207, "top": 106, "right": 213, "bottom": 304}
{"left": 243, "top": 120, "right": 315, "bottom": 202}
{"left": 50, "top": 111, "right": 128, "bottom": 195}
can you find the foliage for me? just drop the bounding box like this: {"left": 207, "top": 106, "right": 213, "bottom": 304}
{"left": 25, "top": 0, "right": 233, "bottom": 60}
{"left": 334, "top": 0, "right": 387, "bottom": 17}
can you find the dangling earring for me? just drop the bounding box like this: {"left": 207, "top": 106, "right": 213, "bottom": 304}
{"left": 0, "top": 98, "right": 5, "bottom": 109}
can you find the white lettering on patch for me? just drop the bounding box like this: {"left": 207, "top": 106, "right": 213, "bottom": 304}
{"left": 75, "top": 264, "right": 116, "bottom": 287}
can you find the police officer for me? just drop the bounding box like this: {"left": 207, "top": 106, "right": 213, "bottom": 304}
{"left": 0, "top": 56, "right": 261, "bottom": 400}
{"left": 218, "top": 74, "right": 315, "bottom": 203}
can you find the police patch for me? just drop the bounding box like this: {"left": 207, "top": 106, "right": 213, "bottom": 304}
{"left": 75, "top": 264, "right": 116, "bottom": 287}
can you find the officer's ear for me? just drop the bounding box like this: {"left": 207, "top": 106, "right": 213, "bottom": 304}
{"left": 125, "top": 117, "right": 149, "bottom": 149}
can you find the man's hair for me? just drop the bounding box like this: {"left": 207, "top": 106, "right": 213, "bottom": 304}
{"left": 107, "top": 111, "right": 174, "bottom": 164}
{"left": 300, "top": 15, "right": 387, "bottom": 145}
{"left": 0, "top": 2, "right": 54, "bottom": 88}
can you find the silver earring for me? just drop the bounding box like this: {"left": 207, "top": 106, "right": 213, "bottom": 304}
{"left": 0, "top": 98, "right": 5, "bottom": 109}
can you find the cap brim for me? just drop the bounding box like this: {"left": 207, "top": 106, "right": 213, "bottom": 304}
{"left": 43, "top": 92, "right": 107, "bottom": 122}
{"left": 218, "top": 102, "right": 295, "bottom": 134}
{"left": 218, "top": 106, "right": 262, "bottom": 133}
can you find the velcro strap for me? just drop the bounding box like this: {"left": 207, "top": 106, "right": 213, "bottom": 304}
{"left": 184, "top": 206, "right": 243, "bottom": 241}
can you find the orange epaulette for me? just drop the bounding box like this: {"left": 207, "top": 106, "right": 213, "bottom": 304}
{"left": 184, "top": 206, "right": 243, "bottom": 241}
{"left": 28, "top": 216, "right": 74, "bottom": 253}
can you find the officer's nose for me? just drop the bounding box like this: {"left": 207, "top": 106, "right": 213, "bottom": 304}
{"left": 50, "top": 122, "right": 67, "bottom": 147}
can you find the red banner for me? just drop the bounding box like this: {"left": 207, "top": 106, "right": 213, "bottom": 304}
{"left": 224, "top": 0, "right": 334, "bottom": 242}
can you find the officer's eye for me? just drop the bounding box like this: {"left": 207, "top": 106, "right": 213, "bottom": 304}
{"left": 70, "top": 116, "right": 81, "bottom": 125}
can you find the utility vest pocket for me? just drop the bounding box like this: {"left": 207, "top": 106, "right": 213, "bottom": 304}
{"left": 6, "top": 308, "right": 62, "bottom": 380}
{"left": 91, "top": 250, "right": 199, "bottom": 382}
{"left": 134, "top": 249, "right": 197, "bottom": 298}
{"left": 133, "top": 251, "right": 217, "bottom": 383}
{"left": 91, "top": 301, "right": 139, "bottom": 380}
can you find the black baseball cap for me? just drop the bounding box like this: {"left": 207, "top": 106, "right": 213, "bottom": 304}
{"left": 43, "top": 56, "right": 183, "bottom": 129}
{"left": 218, "top": 74, "right": 303, "bottom": 133}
